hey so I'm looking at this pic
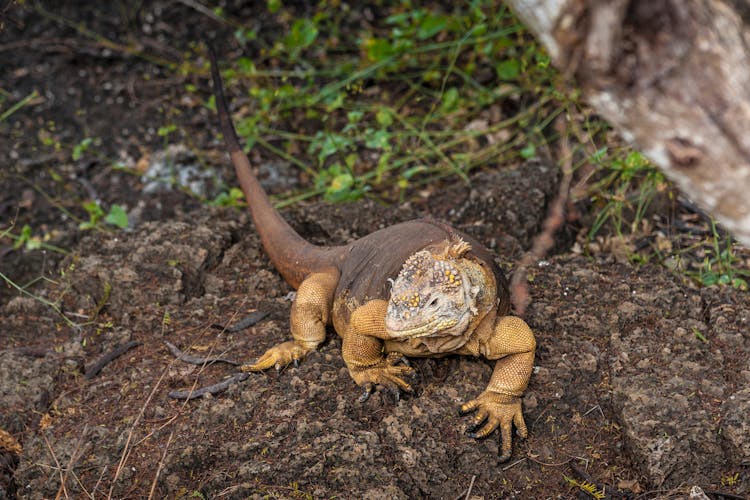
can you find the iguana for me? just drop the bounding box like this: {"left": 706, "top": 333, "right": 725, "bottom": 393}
{"left": 209, "top": 49, "right": 536, "bottom": 462}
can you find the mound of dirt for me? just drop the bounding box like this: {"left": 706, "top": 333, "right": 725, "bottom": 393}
{"left": 2, "top": 163, "right": 748, "bottom": 498}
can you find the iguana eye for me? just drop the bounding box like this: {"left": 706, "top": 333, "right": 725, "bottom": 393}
{"left": 428, "top": 297, "right": 439, "bottom": 307}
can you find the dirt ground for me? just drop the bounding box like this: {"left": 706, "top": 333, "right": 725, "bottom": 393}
{"left": 1, "top": 2, "right": 749, "bottom": 499}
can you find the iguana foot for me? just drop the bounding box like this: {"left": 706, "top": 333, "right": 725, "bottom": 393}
{"left": 240, "top": 340, "right": 314, "bottom": 372}
{"left": 352, "top": 352, "right": 415, "bottom": 402}
{"left": 459, "top": 391, "right": 527, "bottom": 462}
{"left": 358, "top": 381, "right": 408, "bottom": 403}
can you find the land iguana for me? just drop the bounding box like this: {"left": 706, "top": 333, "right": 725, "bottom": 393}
{"left": 209, "top": 49, "right": 536, "bottom": 462}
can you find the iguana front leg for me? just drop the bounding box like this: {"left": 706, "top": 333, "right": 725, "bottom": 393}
{"left": 242, "top": 268, "right": 339, "bottom": 371}
{"left": 342, "top": 300, "right": 415, "bottom": 397}
{"left": 460, "top": 315, "right": 535, "bottom": 462}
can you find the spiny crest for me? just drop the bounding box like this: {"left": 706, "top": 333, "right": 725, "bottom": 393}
{"left": 436, "top": 236, "right": 472, "bottom": 260}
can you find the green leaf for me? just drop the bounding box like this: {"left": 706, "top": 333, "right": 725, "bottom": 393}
{"left": 347, "top": 110, "right": 364, "bottom": 124}
{"left": 72, "top": 137, "right": 93, "bottom": 161}
{"left": 13, "top": 225, "right": 32, "bottom": 250}
{"left": 210, "top": 187, "right": 245, "bottom": 207}
{"left": 385, "top": 12, "right": 410, "bottom": 27}
{"left": 692, "top": 327, "right": 708, "bottom": 343}
{"left": 364, "top": 129, "right": 391, "bottom": 150}
{"left": 496, "top": 59, "right": 520, "bottom": 80}
{"left": 267, "top": 0, "right": 281, "bottom": 14}
{"left": 205, "top": 94, "right": 216, "bottom": 112}
{"left": 732, "top": 277, "right": 748, "bottom": 290}
{"left": 324, "top": 169, "right": 362, "bottom": 203}
{"left": 237, "top": 57, "right": 256, "bottom": 74}
{"left": 25, "top": 235, "right": 42, "bottom": 251}
{"left": 285, "top": 18, "right": 318, "bottom": 51}
{"left": 418, "top": 14, "right": 447, "bottom": 40}
{"left": 375, "top": 152, "right": 391, "bottom": 184}
{"left": 105, "top": 205, "right": 129, "bottom": 229}
{"left": 236, "top": 116, "right": 259, "bottom": 149}
{"left": 324, "top": 91, "right": 345, "bottom": 111}
{"left": 234, "top": 28, "right": 257, "bottom": 43}
{"left": 310, "top": 133, "right": 352, "bottom": 164}
{"left": 157, "top": 124, "right": 177, "bottom": 137}
{"left": 83, "top": 200, "right": 104, "bottom": 219}
{"left": 701, "top": 272, "right": 718, "bottom": 286}
{"left": 329, "top": 172, "right": 353, "bottom": 193}
{"left": 375, "top": 109, "right": 393, "bottom": 127}
{"left": 520, "top": 142, "right": 536, "bottom": 159}
{"left": 363, "top": 38, "right": 395, "bottom": 62}
{"left": 439, "top": 87, "right": 459, "bottom": 114}
{"left": 590, "top": 147, "right": 608, "bottom": 162}
{"left": 345, "top": 154, "right": 358, "bottom": 169}
{"left": 402, "top": 165, "right": 427, "bottom": 179}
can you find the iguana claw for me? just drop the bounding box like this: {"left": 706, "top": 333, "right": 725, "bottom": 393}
{"left": 352, "top": 352, "right": 415, "bottom": 402}
{"left": 359, "top": 383, "right": 375, "bottom": 402}
{"left": 241, "top": 340, "right": 312, "bottom": 372}
{"left": 460, "top": 391, "right": 527, "bottom": 462}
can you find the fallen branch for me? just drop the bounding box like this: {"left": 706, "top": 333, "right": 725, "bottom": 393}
{"left": 167, "top": 372, "right": 249, "bottom": 400}
{"left": 510, "top": 121, "right": 573, "bottom": 316}
{"left": 164, "top": 341, "right": 240, "bottom": 366}
{"left": 210, "top": 310, "right": 270, "bottom": 332}
{"left": 84, "top": 340, "right": 142, "bottom": 379}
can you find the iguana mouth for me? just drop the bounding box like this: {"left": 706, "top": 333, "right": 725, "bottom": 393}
{"left": 385, "top": 317, "right": 458, "bottom": 339}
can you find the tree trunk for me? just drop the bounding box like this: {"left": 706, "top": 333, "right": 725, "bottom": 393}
{"left": 506, "top": 0, "right": 750, "bottom": 246}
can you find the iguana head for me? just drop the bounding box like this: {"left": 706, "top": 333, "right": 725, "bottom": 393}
{"left": 385, "top": 238, "right": 481, "bottom": 339}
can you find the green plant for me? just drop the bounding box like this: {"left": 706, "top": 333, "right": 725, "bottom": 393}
{"left": 212, "top": 1, "right": 563, "bottom": 206}
{"left": 13, "top": 224, "right": 42, "bottom": 251}
{"left": 209, "top": 187, "right": 245, "bottom": 207}
{"left": 587, "top": 150, "right": 667, "bottom": 239}
{"left": 692, "top": 221, "right": 749, "bottom": 289}
{"left": 79, "top": 201, "right": 129, "bottom": 230}
{"left": 0, "top": 90, "right": 39, "bottom": 122}
{"left": 2, "top": 224, "right": 68, "bottom": 254}
{"left": 721, "top": 472, "right": 740, "bottom": 487}
{"left": 0, "top": 268, "right": 78, "bottom": 328}
{"left": 157, "top": 123, "right": 178, "bottom": 152}
{"left": 563, "top": 474, "right": 605, "bottom": 499}
{"left": 72, "top": 137, "right": 94, "bottom": 161}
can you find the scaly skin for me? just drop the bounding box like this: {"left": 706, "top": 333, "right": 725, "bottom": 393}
{"left": 209, "top": 48, "right": 535, "bottom": 462}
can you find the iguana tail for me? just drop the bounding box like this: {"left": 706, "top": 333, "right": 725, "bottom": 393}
{"left": 209, "top": 47, "right": 340, "bottom": 288}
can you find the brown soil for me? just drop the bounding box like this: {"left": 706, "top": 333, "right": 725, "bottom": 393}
{"left": 1, "top": 2, "right": 749, "bottom": 499}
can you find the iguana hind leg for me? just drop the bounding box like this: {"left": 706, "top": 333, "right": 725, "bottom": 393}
{"left": 242, "top": 268, "right": 339, "bottom": 371}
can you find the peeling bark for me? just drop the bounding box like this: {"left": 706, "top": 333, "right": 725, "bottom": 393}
{"left": 507, "top": 0, "right": 750, "bottom": 245}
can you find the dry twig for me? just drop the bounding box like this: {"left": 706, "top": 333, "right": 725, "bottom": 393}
{"left": 210, "top": 310, "right": 270, "bottom": 332}
{"left": 164, "top": 341, "right": 240, "bottom": 366}
{"left": 168, "top": 372, "right": 250, "bottom": 400}
{"left": 510, "top": 118, "right": 574, "bottom": 316}
{"left": 147, "top": 430, "right": 174, "bottom": 500}
{"left": 84, "top": 341, "right": 142, "bottom": 379}
{"left": 164, "top": 341, "right": 242, "bottom": 366}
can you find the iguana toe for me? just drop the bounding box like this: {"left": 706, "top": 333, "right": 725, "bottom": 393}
{"left": 241, "top": 340, "right": 312, "bottom": 372}
{"left": 352, "top": 357, "right": 415, "bottom": 403}
{"left": 386, "top": 352, "right": 410, "bottom": 367}
{"left": 359, "top": 383, "right": 375, "bottom": 402}
{"left": 460, "top": 391, "right": 526, "bottom": 463}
